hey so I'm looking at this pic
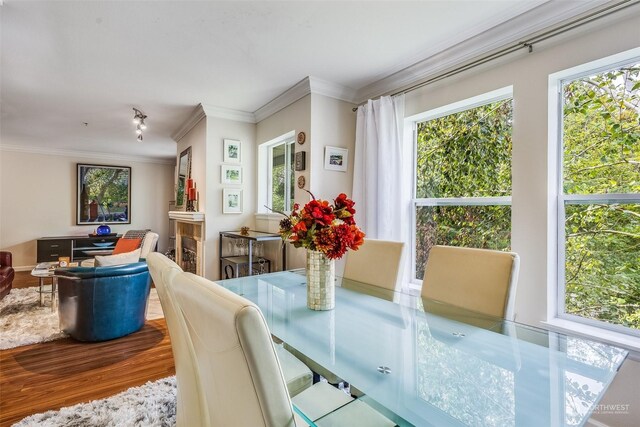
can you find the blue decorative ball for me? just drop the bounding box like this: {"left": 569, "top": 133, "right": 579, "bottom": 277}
{"left": 96, "top": 224, "right": 111, "bottom": 235}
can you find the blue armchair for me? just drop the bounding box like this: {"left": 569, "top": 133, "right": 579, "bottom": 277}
{"left": 55, "top": 262, "right": 151, "bottom": 342}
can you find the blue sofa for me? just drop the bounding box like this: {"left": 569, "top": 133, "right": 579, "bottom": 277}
{"left": 55, "top": 262, "right": 151, "bottom": 342}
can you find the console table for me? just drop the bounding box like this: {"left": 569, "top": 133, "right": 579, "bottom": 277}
{"left": 37, "top": 235, "right": 122, "bottom": 263}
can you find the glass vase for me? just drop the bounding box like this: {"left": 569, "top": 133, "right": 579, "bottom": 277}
{"left": 306, "top": 250, "right": 335, "bottom": 310}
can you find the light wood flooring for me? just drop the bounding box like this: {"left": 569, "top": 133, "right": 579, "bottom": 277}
{"left": 0, "top": 271, "right": 175, "bottom": 427}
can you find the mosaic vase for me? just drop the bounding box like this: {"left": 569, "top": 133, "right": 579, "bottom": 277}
{"left": 306, "top": 250, "right": 335, "bottom": 310}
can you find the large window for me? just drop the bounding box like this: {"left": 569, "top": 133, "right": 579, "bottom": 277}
{"left": 259, "top": 132, "right": 295, "bottom": 213}
{"left": 558, "top": 57, "right": 640, "bottom": 333}
{"left": 412, "top": 88, "right": 513, "bottom": 281}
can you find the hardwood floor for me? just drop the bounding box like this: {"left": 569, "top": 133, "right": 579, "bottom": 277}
{"left": 1, "top": 273, "right": 174, "bottom": 426}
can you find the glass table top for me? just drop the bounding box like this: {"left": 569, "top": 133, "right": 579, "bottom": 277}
{"left": 218, "top": 271, "right": 628, "bottom": 427}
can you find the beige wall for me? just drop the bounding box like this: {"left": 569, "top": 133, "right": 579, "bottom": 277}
{"left": 254, "top": 94, "right": 357, "bottom": 271}
{"left": 310, "top": 94, "right": 357, "bottom": 201}
{"left": 403, "top": 14, "right": 640, "bottom": 329}
{"left": 203, "top": 116, "right": 256, "bottom": 280}
{"left": 0, "top": 149, "right": 174, "bottom": 269}
{"left": 255, "top": 95, "right": 312, "bottom": 269}
{"left": 403, "top": 17, "right": 640, "bottom": 426}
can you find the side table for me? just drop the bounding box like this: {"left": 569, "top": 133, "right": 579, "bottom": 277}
{"left": 219, "top": 230, "right": 286, "bottom": 279}
{"left": 31, "top": 265, "right": 58, "bottom": 312}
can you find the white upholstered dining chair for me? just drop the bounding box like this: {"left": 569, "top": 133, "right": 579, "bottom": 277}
{"left": 148, "top": 253, "right": 316, "bottom": 426}
{"left": 343, "top": 239, "right": 406, "bottom": 299}
{"left": 168, "top": 269, "right": 395, "bottom": 426}
{"left": 147, "top": 253, "right": 205, "bottom": 427}
{"left": 421, "top": 245, "right": 520, "bottom": 321}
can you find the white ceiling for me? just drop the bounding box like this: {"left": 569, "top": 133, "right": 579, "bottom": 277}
{"left": 0, "top": 0, "right": 608, "bottom": 161}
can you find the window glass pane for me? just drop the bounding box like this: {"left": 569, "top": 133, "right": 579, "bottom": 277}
{"left": 270, "top": 143, "right": 287, "bottom": 212}
{"left": 415, "top": 205, "right": 511, "bottom": 280}
{"left": 416, "top": 99, "right": 512, "bottom": 198}
{"left": 563, "top": 63, "right": 640, "bottom": 195}
{"left": 564, "top": 203, "right": 640, "bottom": 330}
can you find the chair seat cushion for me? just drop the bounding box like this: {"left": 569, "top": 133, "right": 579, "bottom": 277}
{"left": 275, "top": 345, "right": 313, "bottom": 397}
{"left": 292, "top": 382, "right": 353, "bottom": 421}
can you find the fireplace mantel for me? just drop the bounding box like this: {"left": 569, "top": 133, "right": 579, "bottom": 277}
{"left": 169, "top": 211, "right": 205, "bottom": 222}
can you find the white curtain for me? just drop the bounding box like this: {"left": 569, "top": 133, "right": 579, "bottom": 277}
{"left": 352, "top": 94, "right": 408, "bottom": 242}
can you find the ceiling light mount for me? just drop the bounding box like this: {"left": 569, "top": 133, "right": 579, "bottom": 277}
{"left": 132, "top": 108, "right": 147, "bottom": 142}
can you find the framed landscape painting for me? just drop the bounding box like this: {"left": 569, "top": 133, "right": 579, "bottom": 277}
{"left": 77, "top": 164, "right": 131, "bottom": 225}
{"left": 324, "top": 146, "right": 348, "bottom": 172}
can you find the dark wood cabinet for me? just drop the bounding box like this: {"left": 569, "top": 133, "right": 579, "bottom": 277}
{"left": 37, "top": 235, "right": 121, "bottom": 262}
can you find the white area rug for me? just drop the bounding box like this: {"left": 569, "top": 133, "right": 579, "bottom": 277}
{"left": 14, "top": 376, "right": 177, "bottom": 427}
{"left": 0, "top": 287, "right": 162, "bottom": 350}
{"left": 0, "top": 287, "right": 67, "bottom": 350}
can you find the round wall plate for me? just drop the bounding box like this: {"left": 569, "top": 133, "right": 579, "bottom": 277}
{"left": 297, "top": 175, "right": 306, "bottom": 188}
{"left": 297, "top": 131, "right": 306, "bottom": 145}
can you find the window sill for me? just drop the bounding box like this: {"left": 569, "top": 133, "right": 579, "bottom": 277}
{"left": 543, "top": 318, "right": 640, "bottom": 357}
{"left": 254, "top": 212, "right": 283, "bottom": 220}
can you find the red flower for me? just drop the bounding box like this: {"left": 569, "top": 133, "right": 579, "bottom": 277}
{"left": 274, "top": 192, "right": 364, "bottom": 259}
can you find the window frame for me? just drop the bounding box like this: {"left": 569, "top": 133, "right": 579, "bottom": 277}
{"left": 257, "top": 131, "right": 295, "bottom": 214}
{"left": 407, "top": 86, "right": 514, "bottom": 285}
{"left": 551, "top": 48, "right": 640, "bottom": 337}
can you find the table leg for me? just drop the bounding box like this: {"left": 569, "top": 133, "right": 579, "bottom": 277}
{"left": 51, "top": 277, "right": 58, "bottom": 312}
{"left": 39, "top": 277, "right": 45, "bottom": 306}
{"left": 248, "top": 241, "right": 253, "bottom": 276}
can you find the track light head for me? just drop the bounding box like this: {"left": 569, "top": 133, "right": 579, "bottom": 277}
{"left": 132, "top": 108, "right": 147, "bottom": 141}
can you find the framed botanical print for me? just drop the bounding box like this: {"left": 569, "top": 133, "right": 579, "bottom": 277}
{"left": 222, "top": 188, "right": 242, "bottom": 214}
{"left": 221, "top": 165, "right": 242, "bottom": 185}
{"left": 223, "top": 139, "right": 241, "bottom": 163}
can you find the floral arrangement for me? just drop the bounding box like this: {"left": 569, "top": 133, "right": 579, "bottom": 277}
{"left": 276, "top": 192, "right": 365, "bottom": 260}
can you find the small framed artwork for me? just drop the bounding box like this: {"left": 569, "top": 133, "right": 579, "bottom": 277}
{"left": 223, "top": 188, "right": 242, "bottom": 214}
{"left": 223, "top": 139, "right": 241, "bottom": 163}
{"left": 295, "top": 151, "right": 306, "bottom": 171}
{"left": 324, "top": 146, "right": 348, "bottom": 172}
{"left": 221, "top": 165, "right": 242, "bottom": 184}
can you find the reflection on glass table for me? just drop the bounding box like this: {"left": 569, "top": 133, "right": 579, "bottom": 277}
{"left": 218, "top": 271, "right": 628, "bottom": 427}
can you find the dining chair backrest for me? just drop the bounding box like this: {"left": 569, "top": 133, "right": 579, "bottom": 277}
{"left": 343, "top": 239, "right": 406, "bottom": 296}
{"left": 170, "top": 271, "right": 297, "bottom": 427}
{"left": 421, "top": 245, "right": 520, "bottom": 321}
{"left": 146, "top": 253, "right": 207, "bottom": 427}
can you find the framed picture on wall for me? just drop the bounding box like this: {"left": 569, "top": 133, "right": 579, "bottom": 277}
{"left": 324, "top": 146, "right": 348, "bottom": 172}
{"left": 221, "top": 165, "right": 242, "bottom": 185}
{"left": 223, "top": 139, "right": 241, "bottom": 163}
{"left": 77, "top": 164, "right": 131, "bottom": 225}
{"left": 223, "top": 188, "right": 242, "bottom": 214}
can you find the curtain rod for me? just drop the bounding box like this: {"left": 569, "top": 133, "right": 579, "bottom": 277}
{"left": 352, "top": 0, "right": 638, "bottom": 112}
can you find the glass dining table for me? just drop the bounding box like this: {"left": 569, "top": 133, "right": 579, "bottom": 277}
{"left": 217, "top": 270, "right": 628, "bottom": 427}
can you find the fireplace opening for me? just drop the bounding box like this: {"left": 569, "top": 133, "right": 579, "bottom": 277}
{"left": 181, "top": 236, "right": 197, "bottom": 274}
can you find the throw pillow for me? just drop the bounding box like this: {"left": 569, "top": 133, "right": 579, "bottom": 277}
{"left": 95, "top": 248, "right": 141, "bottom": 267}
{"left": 112, "top": 238, "right": 142, "bottom": 255}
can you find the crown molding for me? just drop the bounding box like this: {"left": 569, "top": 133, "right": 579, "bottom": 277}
{"left": 355, "top": 0, "right": 613, "bottom": 102}
{"left": 170, "top": 104, "right": 207, "bottom": 142}
{"left": 308, "top": 76, "right": 358, "bottom": 104}
{"left": 254, "top": 76, "right": 357, "bottom": 122}
{"left": 201, "top": 103, "right": 256, "bottom": 124}
{"left": 254, "top": 77, "right": 312, "bottom": 123}
{"left": 0, "top": 144, "right": 174, "bottom": 165}
{"left": 171, "top": 103, "right": 256, "bottom": 141}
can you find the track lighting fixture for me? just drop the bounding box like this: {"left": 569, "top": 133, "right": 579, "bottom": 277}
{"left": 132, "top": 108, "right": 147, "bottom": 141}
